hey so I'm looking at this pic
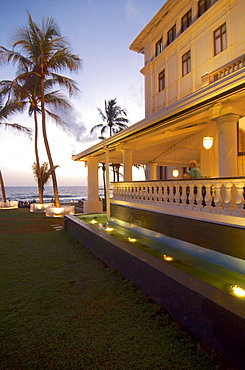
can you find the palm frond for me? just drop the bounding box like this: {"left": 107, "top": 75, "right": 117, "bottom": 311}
{"left": 45, "top": 109, "right": 69, "bottom": 131}
{"left": 44, "top": 91, "right": 72, "bottom": 110}
{"left": 50, "top": 73, "right": 80, "bottom": 96}
{"left": 0, "top": 122, "right": 32, "bottom": 138}
{"left": 90, "top": 123, "right": 104, "bottom": 134}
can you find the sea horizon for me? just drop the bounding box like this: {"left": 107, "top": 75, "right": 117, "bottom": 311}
{"left": 1, "top": 185, "right": 92, "bottom": 203}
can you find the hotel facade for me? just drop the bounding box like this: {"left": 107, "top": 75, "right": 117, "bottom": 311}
{"left": 73, "top": 0, "right": 245, "bottom": 225}
{"left": 69, "top": 1, "right": 245, "bottom": 364}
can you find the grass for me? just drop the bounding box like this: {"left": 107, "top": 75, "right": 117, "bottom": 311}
{"left": 0, "top": 208, "right": 238, "bottom": 369}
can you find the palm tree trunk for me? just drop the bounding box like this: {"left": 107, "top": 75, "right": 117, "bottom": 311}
{"left": 0, "top": 170, "right": 7, "bottom": 203}
{"left": 34, "top": 109, "right": 43, "bottom": 203}
{"left": 40, "top": 73, "right": 60, "bottom": 208}
{"left": 112, "top": 164, "right": 116, "bottom": 182}
{"left": 116, "top": 164, "right": 120, "bottom": 181}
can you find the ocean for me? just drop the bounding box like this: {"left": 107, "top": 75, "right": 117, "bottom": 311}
{"left": 2, "top": 186, "right": 90, "bottom": 203}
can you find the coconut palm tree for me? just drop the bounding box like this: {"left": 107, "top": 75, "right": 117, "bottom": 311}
{"left": 0, "top": 170, "right": 6, "bottom": 204}
{"left": 2, "top": 78, "right": 72, "bottom": 204}
{"left": 0, "top": 92, "right": 31, "bottom": 203}
{"left": 91, "top": 98, "right": 129, "bottom": 138}
{"left": 90, "top": 98, "right": 129, "bottom": 202}
{"left": 0, "top": 12, "right": 82, "bottom": 207}
{"left": 32, "top": 162, "right": 59, "bottom": 202}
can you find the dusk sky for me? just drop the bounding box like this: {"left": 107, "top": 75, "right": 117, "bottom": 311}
{"left": 0, "top": 0, "right": 165, "bottom": 186}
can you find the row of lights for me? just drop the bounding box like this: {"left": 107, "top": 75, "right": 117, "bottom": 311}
{"left": 90, "top": 219, "right": 245, "bottom": 299}
{"left": 172, "top": 135, "right": 214, "bottom": 177}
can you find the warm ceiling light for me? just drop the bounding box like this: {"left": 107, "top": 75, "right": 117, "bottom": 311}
{"left": 172, "top": 169, "right": 179, "bottom": 177}
{"left": 203, "top": 136, "right": 214, "bottom": 150}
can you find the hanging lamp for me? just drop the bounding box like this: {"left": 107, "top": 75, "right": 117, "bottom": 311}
{"left": 203, "top": 135, "right": 214, "bottom": 150}
{"left": 172, "top": 169, "right": 179, "bottom": 177}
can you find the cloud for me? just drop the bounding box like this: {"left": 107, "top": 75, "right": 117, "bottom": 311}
{"left": 126, "top": 84, "right": 144, "bottom": 108}
{"left": 124, "top": 0, "right": 140, "bottom": 20}
{"left": 49, "top": 106, "right": 97, "bottom": 144}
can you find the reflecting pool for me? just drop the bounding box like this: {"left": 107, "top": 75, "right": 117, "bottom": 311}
{"left": 76, "top": 213, "right": 245, "bottom": 300}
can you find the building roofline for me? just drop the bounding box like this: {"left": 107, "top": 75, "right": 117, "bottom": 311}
{"left": 129, "top": 0, "right": 178, "bottom": 53}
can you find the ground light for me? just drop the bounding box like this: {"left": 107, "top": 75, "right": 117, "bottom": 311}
{"left": 45, "top": 205, "right": 75, "bottom": 218}
{"left": 0, "top": 201, "right": 18, "bottom": 209}
{"left": 105, "top": 226, "right": 114, "bottom": 232}
{"left": 163, "top": 254, "right": 174, "bottom": 261}
{"left": 30, "top": 203, "right": 53, "bottom": 213}
{"left": 127, "top": 237, "right": 137, "bottom": 242}
{"left": 229, "top": 284, "right": 245, "bottom": 297}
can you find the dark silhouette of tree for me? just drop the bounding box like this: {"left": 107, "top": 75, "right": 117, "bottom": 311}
{"left": 91, "top": 98, "right": 129, "bottom": 138}
{"left": 90, "top": 98, "right": 129, "bottom": 203}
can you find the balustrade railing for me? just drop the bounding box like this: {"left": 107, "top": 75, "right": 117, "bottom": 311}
{"left": 201, "top": 54, "right": 245, "bottom": 87}
{"left": 210, "top": 54, "right": 245, "bottom": 83}
{"left": 112, "top": 178, "right": 245, "bottom": 218}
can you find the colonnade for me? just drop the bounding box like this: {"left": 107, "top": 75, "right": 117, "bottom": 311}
{"left": 83, "top": 110, "right": 243, "bottom": 214}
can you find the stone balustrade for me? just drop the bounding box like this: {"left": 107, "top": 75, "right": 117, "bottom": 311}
{"left": 112, "top": 178, "right": 245, "bottom": 221}
{"left": 202, "top": 54, "right": 245, "bottom": 86}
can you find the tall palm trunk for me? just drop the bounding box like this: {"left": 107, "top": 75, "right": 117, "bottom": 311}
{"left": 0, "top": 170, "right": 7, "bottom": 203}
{"left": 40, "top": 73, "right": 60, "bottom": 207}
{"left": 33, "top": 109, "right": 43, "bottom": 203}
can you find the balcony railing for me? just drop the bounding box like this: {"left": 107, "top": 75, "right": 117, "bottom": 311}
{"left": 201, "top": 53, "right": 245, "bottom": 87}
{"left": 112, "top": 178, "right": 245, "bottom": 225}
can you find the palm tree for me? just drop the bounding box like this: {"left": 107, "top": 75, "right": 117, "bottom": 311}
{"left": 2, "top": 78, "right": 72, "bottom": 204}
{"left": 0, "top": 170, "right": 6, "bottom": 204}
{"left": 91, "top": 98, "right": 129, "bottom": 202}
{"left": 91, "top": 98, "right": 129, "bottom": 138}
{"left": 0, "top": 12, "right": 82, "bottom": 207}
{"left": 0, "top": 92, "right": 31, "bottom": 203}
{"left": 32, "top": 162, "right": 59, "bottom": 202}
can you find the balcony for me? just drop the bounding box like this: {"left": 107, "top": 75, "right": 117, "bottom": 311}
{"left": 111, "top": 177, "right": 245, "bottom": 227}
{"left": 202, "top": 53, "right": 245, "bottom": 87}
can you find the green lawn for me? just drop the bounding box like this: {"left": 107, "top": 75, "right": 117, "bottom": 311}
{"left": 0, "top": 208, "right": 236, "bottom": 369}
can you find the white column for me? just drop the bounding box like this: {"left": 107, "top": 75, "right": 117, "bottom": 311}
{"left": 216, "top": 114, "right": 240, "bottom": 177}
{"left": 84, "top": 156, "right": 102, "bottom": 214}
{"left": 123, "top": 148, "right": 133, "bottom": 181}
{"left": 104, "top": 146, "right": 111, "bottom": 218}
{"left": 149, "top": 162, "right": 158, "bottom": 180}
